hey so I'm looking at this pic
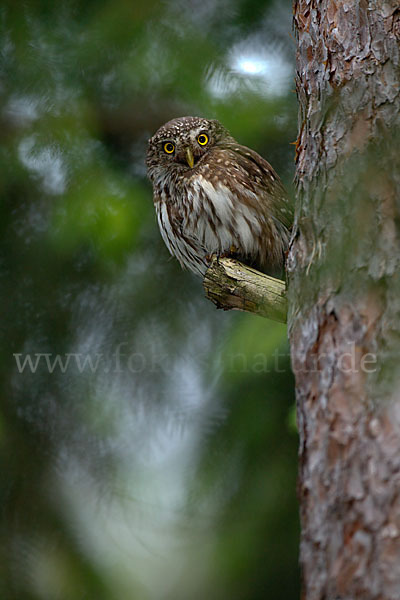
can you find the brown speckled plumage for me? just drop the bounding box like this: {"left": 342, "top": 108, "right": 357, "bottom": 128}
{"left": 146, "top": 116, "right": 292, "bottom": 276}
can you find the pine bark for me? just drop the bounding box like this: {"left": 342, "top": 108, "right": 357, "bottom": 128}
{"left": 289, "top": 1, "right": 400, "bottom": 599}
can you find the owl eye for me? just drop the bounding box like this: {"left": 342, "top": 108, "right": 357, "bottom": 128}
{"left": 163, "top": 142, "right": 175, "bottom": 154}
{"left": 197, "top": 133, "right": 209, "bottom": 146}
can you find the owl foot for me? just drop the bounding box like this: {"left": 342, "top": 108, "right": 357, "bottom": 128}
{"left": 204, "top": 246, "right": 238, "bottom": 267}
{"left": 204, "top": 251, "right": 232, "bottom": 261}
{"left": 220, "top": 245, "right": 238, "bottom": 259}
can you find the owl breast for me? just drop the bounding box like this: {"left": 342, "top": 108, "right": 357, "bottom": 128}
{"left": 155, "top": 172, "right": 273, "bottom": 276}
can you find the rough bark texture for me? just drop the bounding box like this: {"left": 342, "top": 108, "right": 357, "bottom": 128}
{"left": 289, "top": 1, "right": 400, "bottom": 599}
{"left": 203, "top": 256, "right": 287, "bottom": 323}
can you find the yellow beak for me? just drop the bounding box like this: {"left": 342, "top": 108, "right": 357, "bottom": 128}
{"left": 185, "top": 147, "right": 194, "bottom": 169}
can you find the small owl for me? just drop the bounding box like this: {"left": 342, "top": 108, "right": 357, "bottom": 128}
{"left": 146, "top": 116, "right": 292, "bottom": 277}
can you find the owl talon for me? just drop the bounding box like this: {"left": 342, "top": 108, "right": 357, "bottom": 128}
{"left": 219, "top": 246, "right": 238, "bottom": 260}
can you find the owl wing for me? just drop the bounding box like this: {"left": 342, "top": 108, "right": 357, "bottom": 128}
{"left": 226, "top": 144, "right": 293, "bottom": 230}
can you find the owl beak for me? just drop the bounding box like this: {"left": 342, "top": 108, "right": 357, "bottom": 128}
{"left": 185, "top": 147, "right": 194, "bottom": 169}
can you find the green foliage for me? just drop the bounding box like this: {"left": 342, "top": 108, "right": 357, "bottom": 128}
{"left": 0, "top": 0, "right": 298, "bottom": 598}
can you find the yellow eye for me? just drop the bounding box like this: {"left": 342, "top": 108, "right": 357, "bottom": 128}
{"left": 197, "top": 133, "right": 209, "bottom": 146}
{"left": 163, "top": 142, "right": 175, "bottom": 154}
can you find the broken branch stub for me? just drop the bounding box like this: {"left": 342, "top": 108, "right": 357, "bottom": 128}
{"left": 203, "top": 256, "right": 287, "bottom": 323}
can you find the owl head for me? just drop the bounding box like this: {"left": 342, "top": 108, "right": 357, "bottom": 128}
{"left": 146, "top": 116, "right": 233, "bottom": 183}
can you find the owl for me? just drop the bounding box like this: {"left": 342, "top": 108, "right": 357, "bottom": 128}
{"left": 146, "top": 116, "right": 292, "bottom": 277}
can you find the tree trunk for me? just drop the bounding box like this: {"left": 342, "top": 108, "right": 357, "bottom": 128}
{"left": 289, "top": 2, "right": 400, "bottom": 599}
